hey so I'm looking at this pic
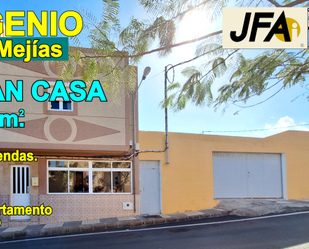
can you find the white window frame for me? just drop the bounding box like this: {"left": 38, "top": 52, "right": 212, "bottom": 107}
{"left": 47, "top": 81, "right": 73, "bottom": 112}
{"left": 49, "top": 100, "right": 73, "bottom": 112}
{"left": 47, "top": 160, "right": 132, "bottom": 195}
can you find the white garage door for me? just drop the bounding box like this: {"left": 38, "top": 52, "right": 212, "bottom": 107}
{"left": 213, "top": 152, "right": 283, "bottom": 199}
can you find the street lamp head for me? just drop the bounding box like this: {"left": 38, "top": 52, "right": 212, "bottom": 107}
{"left": 142, "top": 66, "right": 151, "bottom": 80}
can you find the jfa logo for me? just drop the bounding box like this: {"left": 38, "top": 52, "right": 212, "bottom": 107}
{"left": 223, "top": 8, "right": 307, "bottom": 49}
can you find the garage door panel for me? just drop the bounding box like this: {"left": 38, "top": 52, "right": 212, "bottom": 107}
{"left": 213, "top": 153, "right": 247, "bottom": 198}
{"left": 262, "top": 154, "right": 282, "bottom": 198}
{"left": 247, "top": 154, "right": 265, "bottom": 197}
{"left": 213, "top": 152, "right": 283, "bottom": 199}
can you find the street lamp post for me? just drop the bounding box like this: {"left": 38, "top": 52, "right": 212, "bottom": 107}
{"left": 132, "top": 66, "right": 151, "bottom": 213}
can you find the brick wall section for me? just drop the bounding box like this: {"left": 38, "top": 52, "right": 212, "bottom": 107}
{"left": 0, "top": 195, "right": 9, "bottom": 228}
{"left": 0, "top": 195, "right": 40, "bottom": 228}
{"left": 39, "top": 195, "right": 139, "bottom": 224}
{"left": 0, "top": 194, "right": 139, "bottom": 228}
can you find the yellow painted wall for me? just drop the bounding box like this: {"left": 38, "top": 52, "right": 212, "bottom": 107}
{"left": 139, "top": 130, "right": 309, "bottom": 214}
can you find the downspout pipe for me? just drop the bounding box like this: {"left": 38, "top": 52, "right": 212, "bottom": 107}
{"left": 165, "top": 66, "right": 169, "bottom": 165}
{"left": 132, "top": 91, "right": 137, "bottom": 213}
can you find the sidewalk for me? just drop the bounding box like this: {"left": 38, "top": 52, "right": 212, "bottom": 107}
{"left": 1, "top": 199, "right": 309, "bottom": 241}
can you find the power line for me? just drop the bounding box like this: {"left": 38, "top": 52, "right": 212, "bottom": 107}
{"left": 146, "top": 69, "right": 164, "bottom": 81}
{"left": 201, "top": 123, "right": 309, "bottom": 134}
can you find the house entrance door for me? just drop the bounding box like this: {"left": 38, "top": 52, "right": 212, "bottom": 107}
{"left": 139, "top": 161, "right": 161, "bottom": 215}
{"left": 11, "top": 165, "right": 31, "bottom": 220}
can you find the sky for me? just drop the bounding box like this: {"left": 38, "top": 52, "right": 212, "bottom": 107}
{"left": 1, "top": 0, "right": 309, "bottom": 138}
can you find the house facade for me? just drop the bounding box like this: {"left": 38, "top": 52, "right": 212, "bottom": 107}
{"left": 2, "top": 56, "right": 308, "bottom": 228}
{"left": 139, "top": 130, "right": 309, "bottom": 215}
{"left": 0, "top": 58, "right": 139, "bottom": 228}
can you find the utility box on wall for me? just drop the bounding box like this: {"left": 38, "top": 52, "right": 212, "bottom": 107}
{"left": 123, "top": 202, "right": 133, "bottom": 210}
{"left": 32, "top": 177, "right": 39, "bottom": 186}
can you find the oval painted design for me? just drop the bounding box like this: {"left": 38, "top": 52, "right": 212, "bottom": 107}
{"left": 49, "top": 118, "right": 72, "bottom": 141}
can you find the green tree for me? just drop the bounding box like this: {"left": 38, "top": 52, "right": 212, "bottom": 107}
{"left": 60, "top": 0, "right": 137, "bottom": 105}
{"left": 64, "top": 0, "right": 309, "bottom": 111}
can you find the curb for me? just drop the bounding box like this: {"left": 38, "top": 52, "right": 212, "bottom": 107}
{"left": 0, "top": 208, "right": 228, "bottom": 241}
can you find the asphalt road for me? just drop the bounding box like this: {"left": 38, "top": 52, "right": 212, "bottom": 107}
{"left": 1, "top": 212, "right": 309, "bottom": 249}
